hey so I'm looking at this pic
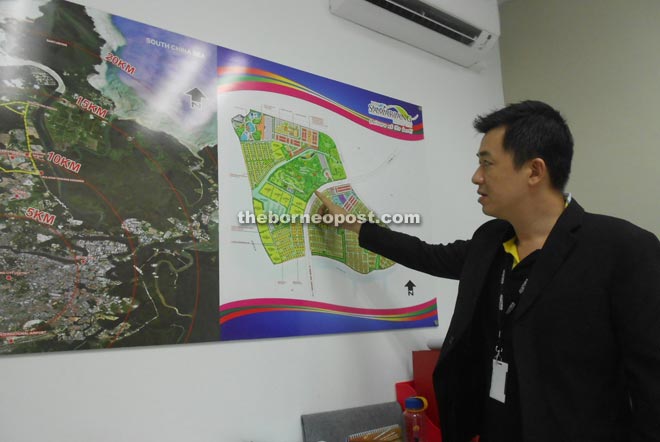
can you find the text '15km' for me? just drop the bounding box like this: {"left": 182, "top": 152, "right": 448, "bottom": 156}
{"left": 75, "top": 95, "right": 109, "bottom": 119}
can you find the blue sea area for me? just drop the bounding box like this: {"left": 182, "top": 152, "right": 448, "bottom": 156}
{"left": 108, "top": 15, "right": 217, "bottom": 123}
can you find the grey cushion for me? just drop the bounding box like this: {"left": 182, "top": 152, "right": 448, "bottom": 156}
{"left": 301, "top": 401, "right": 402, "bottom": 442}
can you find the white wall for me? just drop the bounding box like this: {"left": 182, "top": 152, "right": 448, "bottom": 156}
{"left": 0, "top": 1, "right": 503, "bottom": 441}
{"left": 499, "top": 0, "right": 660, "bottom": 237}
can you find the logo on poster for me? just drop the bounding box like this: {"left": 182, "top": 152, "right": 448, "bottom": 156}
{"left": 367, "top": 101, "right": 418, "bottom": 128}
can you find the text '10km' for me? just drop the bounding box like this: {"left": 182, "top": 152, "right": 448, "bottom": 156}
{"left": 47, "top": 151, "right": 81, "bottom": 173}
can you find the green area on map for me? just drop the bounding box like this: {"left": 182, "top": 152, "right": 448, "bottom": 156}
{"left": 231, "top": 110, "right": 394, "bottom": 273}
{"left": 0, "top": 0, "right": 219, "bottom": 354}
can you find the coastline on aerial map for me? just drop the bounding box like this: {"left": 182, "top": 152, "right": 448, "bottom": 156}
{"left": 0, "top": 0, "right": 219, "bottom": 354}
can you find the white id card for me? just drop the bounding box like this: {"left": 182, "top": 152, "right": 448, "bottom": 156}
{"left": 489, "top": 359, "right": 508, "bottom": 403}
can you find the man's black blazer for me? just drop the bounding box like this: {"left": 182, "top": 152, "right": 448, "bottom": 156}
{"left": 359, "top": 200, "right": 660, "bottom": 442}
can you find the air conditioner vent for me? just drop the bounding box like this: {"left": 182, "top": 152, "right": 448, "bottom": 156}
{"left": 329, "top": 0, "right": 500, "bottom": 68}
{"left": 364, "top": 0, "right": 482, "bottom": 46}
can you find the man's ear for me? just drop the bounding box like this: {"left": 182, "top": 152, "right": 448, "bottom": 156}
{"left": 528, "top": 158, "right": 547, "bottom": 185}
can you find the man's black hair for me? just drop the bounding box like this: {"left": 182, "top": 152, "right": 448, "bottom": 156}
{"left": 473, "top": 100, "right": 574, "bottom": 191}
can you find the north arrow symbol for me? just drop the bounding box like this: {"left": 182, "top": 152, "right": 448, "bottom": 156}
{"left": 185, "top": 87, "right": 206, "bottom": 109}
{"left": 405, "top": 280, "right": 416, "bottom": 296}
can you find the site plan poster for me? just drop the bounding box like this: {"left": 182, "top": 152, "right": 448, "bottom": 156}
{"left": 0, "top": 0, "right": 219, "bottom": 354}
{"left": 0, "top": 0, "right": 438, "bottom": 354}
{"left": 218, "top": 48, "right": 439, "bottom": 340}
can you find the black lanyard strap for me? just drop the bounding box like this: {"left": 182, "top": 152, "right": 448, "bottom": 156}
{"left": 494, "top": 266, "right": 528, "bottom": 361}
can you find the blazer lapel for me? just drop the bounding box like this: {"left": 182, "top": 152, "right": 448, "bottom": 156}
{"left": 513, "top": 200, "right": 584, "bottom": 320}
{"left": 447, "top": 221, "right": 509, "bottom": 345}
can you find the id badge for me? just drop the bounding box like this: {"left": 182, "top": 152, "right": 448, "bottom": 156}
{"left": 489, "top": 359, "right": 508, "bottom": 403}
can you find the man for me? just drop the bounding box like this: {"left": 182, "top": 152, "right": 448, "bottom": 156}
{"left": 315, "top": 100, "right": 660, "bottom": 442}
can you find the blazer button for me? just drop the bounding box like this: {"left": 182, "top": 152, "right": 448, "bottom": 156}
{"left": 447, "top": 335, "right": 455, "bottom": 346}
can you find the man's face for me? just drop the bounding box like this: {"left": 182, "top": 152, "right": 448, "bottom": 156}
{"left": 471, "top": 126, "right": 530, "bottom": 220}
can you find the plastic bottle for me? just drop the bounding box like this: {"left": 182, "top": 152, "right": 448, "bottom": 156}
{"left": 403, "top": 396, "right": 428, "bottom": 442}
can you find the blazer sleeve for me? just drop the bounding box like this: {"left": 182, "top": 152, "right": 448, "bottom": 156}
{"left": 612, "top": 228, "right": 660, "bottom": 440}
{"left": 358, "top": 221, "right": 470, "bottom": 280}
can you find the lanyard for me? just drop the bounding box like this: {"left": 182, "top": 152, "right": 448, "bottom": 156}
{"left": 494, "top": 266, "right": 528, "bottom": 361}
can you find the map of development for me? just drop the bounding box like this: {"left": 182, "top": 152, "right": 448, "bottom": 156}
{"left": 231, "top": 110, "right": 394, "bottom": 274}
{"left": 217, "top": 44, "right": 437, "bottom": 341}
{"left": 0, "top": 0, "right": 219, "bottom": 354}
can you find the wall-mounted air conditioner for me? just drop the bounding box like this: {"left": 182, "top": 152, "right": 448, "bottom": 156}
{"left": 329, "top": 0, "right": 500, "bottom": 68}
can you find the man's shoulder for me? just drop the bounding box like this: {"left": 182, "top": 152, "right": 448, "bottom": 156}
{"left": 581, "top": 210, "right": 657, "bottom": 242}
{"left": 573, "top": 208, "right": 659, "bottom": 259}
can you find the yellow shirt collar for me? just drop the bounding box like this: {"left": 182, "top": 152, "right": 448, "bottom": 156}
{"left": 503, "top": 237, "right": 521, "bottom": 268}
{"left": 503, "top": 193, "right": 572, "bottom": 268}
